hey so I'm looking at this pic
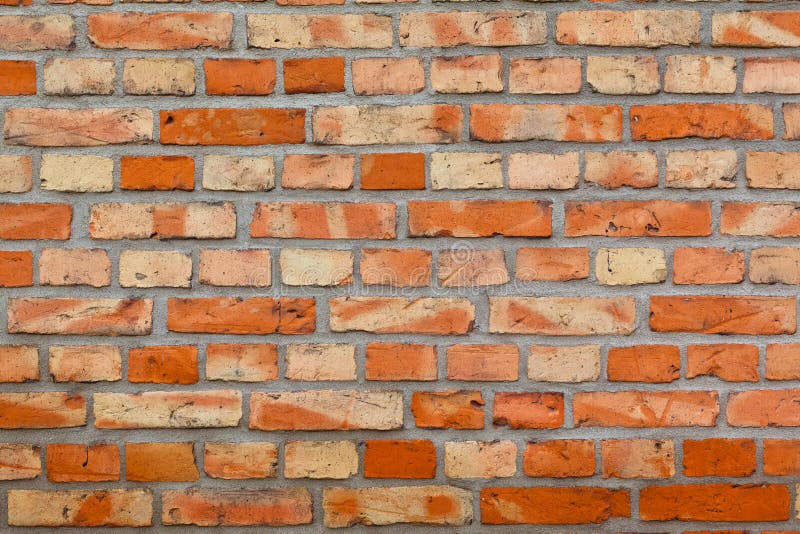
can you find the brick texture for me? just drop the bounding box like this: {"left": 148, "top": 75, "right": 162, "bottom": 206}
{"left": 0, "top": 0, "right": 797, "bottom": 531}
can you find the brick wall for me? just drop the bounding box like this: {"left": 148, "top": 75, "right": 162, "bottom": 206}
{"left": 0, "top": 0, "right": 799, "bottom": 530}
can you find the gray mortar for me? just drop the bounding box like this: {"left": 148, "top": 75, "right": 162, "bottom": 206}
{"left": 0, "top": 0, "right": 799, "bottom": 531}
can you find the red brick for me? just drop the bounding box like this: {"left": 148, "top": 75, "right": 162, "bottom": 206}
{"left": 727, "top": 389, "right": 800, "bottom": 426}
{"left": 446, "top": 344, "right": 518, "bottom": 381}
{"left": 673, "top": 247, "right": 745, "bottom": 284}
{"left": 764, "top": 440, "right": 800, "bottom": 475}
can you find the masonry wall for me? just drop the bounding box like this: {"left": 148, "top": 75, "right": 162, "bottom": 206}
{"left": 0, "top": 0, "right": 799, "bottom": 531}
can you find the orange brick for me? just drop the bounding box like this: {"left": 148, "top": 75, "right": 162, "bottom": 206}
{"left": 493, "top": 393, "right": 564, "bottom": 429}
{"left": 683, "top": 439, "right": 756, "bottom": 477}
{"left": 364, "top": 440, "right": 436, "bottom": 479}
{"left": 46, "top": 444, "right": 119, "bottom": 482}
{"left": 686, "top": 344, "right": 759, "bottom": 382}
{"left": 120, "top": 156, "right": 194, "bottom": 191}
{"left": 673, "top": 247, "right": 745, "bottom": 284}
{"left": 125, "top": 442, "right": 198, "bottom": 482}
{"left": 127, "top": 345, "right": 198, "bottom": 385}
{"left": 446, "top": 344, "right": 518, "bottom": 381}
{"left": 365, "top": 343, "right": 437, "bottom": 381}
{"left": 284, "top": 57, "right": 344, "bottom": 94}
{"left": 204, "top": 59, "right": 276, "bottom": 96}
{"left": 160, "top": 108, "right": 305, "bottom": 145}
{"left": 0, "top": 251, "right": 32, "bottom": 287}
{"left": 411, "top": 390, "right": 484, "bottom": 429}
{"left": 360, "top": 248, "right": 431, "bottom": 287}
{"left": 481, "top": 487, "right": 630, "bottom": 525}
{"left": 607, "top": 345, "right": 680, "bottom": 383}
{"left": 360, "top": 153, "right": 425, "bottom": 190}
{"left": 523, "top": 440, "right": 595, "bottom": 478}
{"left": 0, "top": 60, "right": 35, "bottom": 95}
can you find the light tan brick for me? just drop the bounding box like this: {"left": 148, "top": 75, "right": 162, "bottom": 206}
{"left": 666, "top": 150, "right": 737, "bottom": 189}
{"left": 430, "top": 152, "right": 502, "bottom": 190}
{"left": 119, "top": 250, "right": 192, "bottom": 288}
{"left": 664, "top": 55, "right": 736, "bottom": 94}
{"left": 509, "top": 152, "right": 579, "bottom": 190}
{"left": 202, "top": 155, "right": 274, "bottom": 191}
{"left": 280, "top": 249, "right": 353, "bottom": 286}
{"left": 285, "top": 441, "right": 358, "bottom": 479}
{"left": 587, "top": 56, "right": 659, "bottom": 95}
{"left": 595, "top": 248, "right": 667, "bottom": 286}
{"left": 40, "top": 155, "right": 113, "bottom": 192}
{"left": 43, "top": 58, "right": 115, "bottom": 95}
{"left": 39, "top": 249, "right": 110, "bottom": 287}
{"left": 444, "top": 441, "right": 516, "bottom": 479}
{"left": 123, "top": 58, "right": 195, "bottom": 95}
{"left": 285, "top": 344, "right": 356, "bottom": 381}
{"left": 528, "top": 345, "right": 601, "bottom": 382}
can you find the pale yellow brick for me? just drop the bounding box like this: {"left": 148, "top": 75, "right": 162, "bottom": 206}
{"left": 595, "top": 248, "right": 667, "bottom": 286}
{"left": 444, "top": 441, "right": 516, "bottom": 479}
{"left": 664, "top": 55, "right": 736, "bottom": 94}
{"left": 119, "top": 250, "right": 192, "bottom": 288}
{"left": 0, "top": 155, "right": 32, "bottom": 193}
{"left": 430, "top": 152, "right": 502, "bottom": 190}
{"left": 587, "top": 56, "right": 659, "bottom": 95}
{"left": 202, "top": 155, "right": 275, "bottom": 191}
{"left": 528, "top": 345, "right": 601, "bottom": 382}
{"left": 285, "top": 344, "right": 356, "bottom": 381}
{"left": 40, "top": 155, "right": 113, "bottom": 192}
{"left": 123, "top": 58, "right": 195, "bottom": 95}
{"left": 279, "top": 249, "right": 353, "bottom": 286}
{"left": 43, "top": 58, "right": 115, "bottom": 96}
{"left": 666, "top": 150, "right": 737, "bottom": 189}
{"left": 509, "top": 152, "right": 579, "bottom": 190}
{"left": 284, "top": 441, "right": 358, "bottom": 479}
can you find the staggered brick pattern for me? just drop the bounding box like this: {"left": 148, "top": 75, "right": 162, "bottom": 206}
{"left": 1, "top": 0, "right": 800, "bottom": 531}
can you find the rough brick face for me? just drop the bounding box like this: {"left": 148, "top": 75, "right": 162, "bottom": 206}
{"left": 3, "top": 0, "right": 800, "bottom": 530}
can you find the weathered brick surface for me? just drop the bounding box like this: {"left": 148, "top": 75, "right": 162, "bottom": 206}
{"left": 1, "top": 0, "right": 798, "bottom": 531}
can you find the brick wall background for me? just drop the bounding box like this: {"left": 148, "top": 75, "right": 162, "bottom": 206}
{"left": 0, "top": 0, "right": 800, "bottom": 530}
